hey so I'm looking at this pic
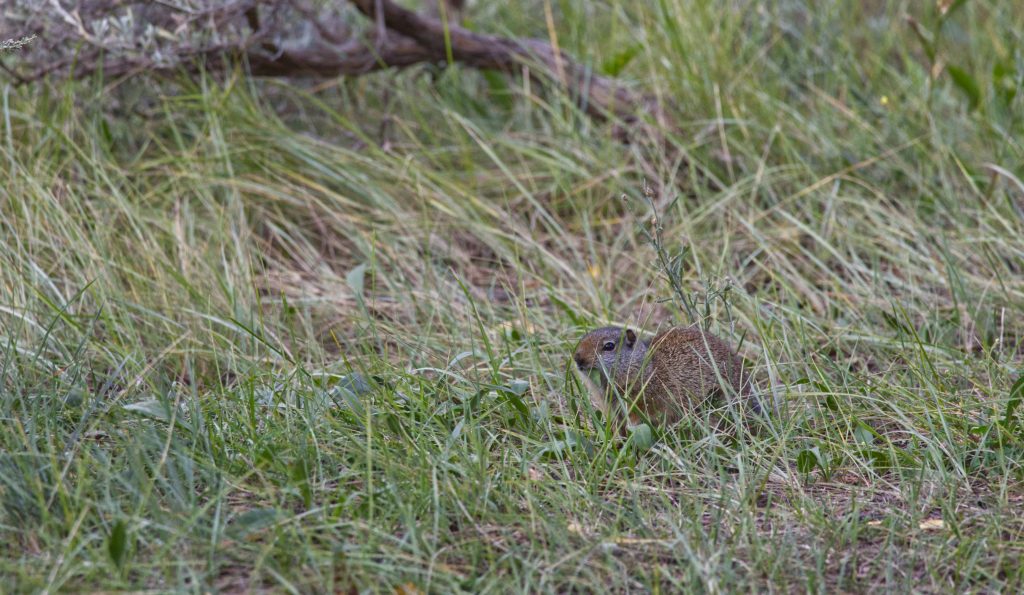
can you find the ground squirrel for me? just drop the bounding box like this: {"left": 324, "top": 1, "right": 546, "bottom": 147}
{"left": 573, "top": 325, "right": 757, "bottom": 427}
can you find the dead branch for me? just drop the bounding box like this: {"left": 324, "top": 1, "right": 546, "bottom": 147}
{"left": 2, "top": 0, "right": 659, "bottom": 126}
{"left": 348, "top": 0, "right": 655, "bottom": 122}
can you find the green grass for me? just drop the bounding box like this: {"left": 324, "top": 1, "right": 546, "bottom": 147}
{"left": 2, "top": 0, "right": 1024, "bottom": 592}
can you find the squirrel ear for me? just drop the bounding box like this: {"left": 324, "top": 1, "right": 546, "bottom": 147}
{"left": 624, "top": 328, "right": 637, "bottom": 346}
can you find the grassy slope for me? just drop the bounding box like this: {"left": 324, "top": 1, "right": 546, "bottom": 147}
{"left": 2, "top": 0, "right": 1023, "bottom": 592}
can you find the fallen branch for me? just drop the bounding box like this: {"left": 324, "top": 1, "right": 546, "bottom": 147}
{"left": 3, "top": 1, "right": 659, "bottom": 127}
{"left": 347, "top": 0, "right": 656, "bottom": 123}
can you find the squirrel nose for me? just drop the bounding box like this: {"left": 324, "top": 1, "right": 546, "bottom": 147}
{"left": 574, "top": 354, "right": 585, "bottom": 369}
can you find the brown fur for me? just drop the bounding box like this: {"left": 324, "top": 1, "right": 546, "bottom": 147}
{"left": 573, "top": 325, "right": 755, "bottom": 426}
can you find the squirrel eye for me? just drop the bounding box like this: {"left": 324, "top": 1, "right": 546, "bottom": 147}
{"left": 602, "top": 341, "right": 615, "bottom": 351}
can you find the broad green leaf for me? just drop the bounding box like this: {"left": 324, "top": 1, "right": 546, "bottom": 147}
{"left": 505, "top": 379, "right": 530, "bottom": 396}
{"left": 854, "top": 424, "right": 875, "bottom": 445}
{"left": 947, "top": 65, "right": 981, "bottom": 110}
{"left": 628, "top": 423, "right": 654, "bottom": 451}
{"left": 108, "top": 519, "right": 128, "bottom": 569}
{"left": 602, "top": 43, "right": 642, "bottom": 77}
{"left": 346, "top": 263, "right": 367, "bottom": 298}
{"left": 123, "top": 399, "right": 171, "bottom": 423}
{"left": 797, "top": 447, "right": 821, "bottom": 474}
{"left": 482, "top": 70, "right": 514, "bottom": 111}
{"left": 230, "top": 508, "right": 282, "bottom": 538}
{"left": 993, "top": 60, "right": 1019, "bottom": 105}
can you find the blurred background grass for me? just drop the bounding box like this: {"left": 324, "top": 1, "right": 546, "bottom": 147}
{"left": 2, "top": 0, "right": 1023, "bottom": 591}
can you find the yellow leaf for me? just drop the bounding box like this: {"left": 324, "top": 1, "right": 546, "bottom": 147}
{"left": 919, "top": 518, "right": 944, "bottom": 530}
{"left": 395, "top": 583, "right": 422, "bottom": 595}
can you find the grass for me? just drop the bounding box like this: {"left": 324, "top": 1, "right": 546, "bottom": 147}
{"left": 2, "top": 0, "right": 1023, "bottom": 592}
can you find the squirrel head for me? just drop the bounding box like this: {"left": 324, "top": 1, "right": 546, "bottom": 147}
{"left": 573, "top": 326, "right": 645, "bottom": 380}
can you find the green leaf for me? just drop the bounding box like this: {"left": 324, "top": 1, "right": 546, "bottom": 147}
{"left": 538, "top": 435, "right": 577, "bottom": 458}
{"left": 467, "top": 388, "right": 484, "bottom": 413}
{"left": 500, "top": 389, "right": 531, "bottom": 422}
{"left": 854, "top": 424, "right": 875, "bottom": 445}
{"left": 108, "top": 519, "right": 128, "bottom": 569}
{"left": 123, "top": 398, "right": 171, "bottom": 423}
{"left": 229, "top": 508, "right": 282, "bottom": 538}
{"left": 1002, "top": 374, "right": 1024, "bottom": 429}
{"left": 993, "top": 60, "right": 1019, "bottom": 106}
{"left": 99, "top": 118, "right": 113, "bottom": 147}
{"left": 882, "top": 310, "right": 913, "bottom": 335}
{"left": 628, "top": 423, "right": 654, "bottom": 451}
{"left": 346, "top": 263, "right": 367, "bottom": 298}
{"left": 505, "top": 379, "right": 529, "bottom": 396}
{"left": 823, "top": 394, "right": 841, "bottom": 412}
{"left": 482, "top": 70, "right": 514, "bottom": 111}
{"left": 327, "top": 373, "right": 373, "bottom": 417}
{"left": 343, "top": 373, "right": 373, "bottom": 394}
{"left": 863, "top": 449, "right": 895, "bottom": 471}
{"left": 290, "top": 458, "right": 313, "bottom": 508}
{"left": 601, "top": 43, "right": 642, "bottom": 77}
{"left": 947, "top": 65, "right": 981, "bottom": 111}
{"left": 796, "top": 447, "right": 821, "bottom": 474}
